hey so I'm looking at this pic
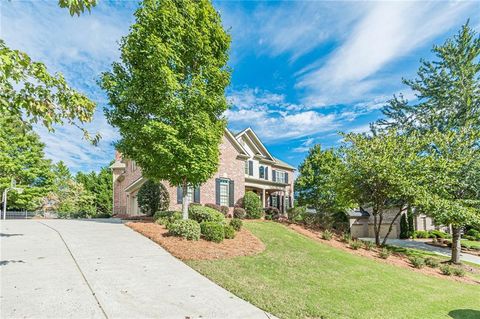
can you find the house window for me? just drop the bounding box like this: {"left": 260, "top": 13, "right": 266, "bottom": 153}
{"left": 186, "top": 187, "right": 194, "bottom": 203}
{"left": 285, "top": 196, "right": 290, "bottom": 210}
{"left": 219, "top": 179, "right": 229, "bottom": 206}
{"left": 276, "top": 171, "right": 286, "bottom": 183}
{"left": 259, "top": 166, "right": 265, "bottom": 179}
{"left": 245, "top": 161, "right": 249, "bottom": 174}
{"left": 271, "top": 195, "right": 277, "bottom": 208}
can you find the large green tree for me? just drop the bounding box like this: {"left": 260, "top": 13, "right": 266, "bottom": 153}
{"left": 101, "top": 0, "right": 231, "bottom": 219}
{"left": 342, "top": 130, "right": 423, "bottom": 246}
{"left": 0, "top": 115, "right": 53, "bottom": 210}
{"left": 379, "top": 23, "right": 480, "bottom": 263}
{"left": 295, "top": 145, "right": 353, "bottom": 229}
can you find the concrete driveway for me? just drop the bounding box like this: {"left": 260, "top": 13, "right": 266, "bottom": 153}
{"left": 360, "top": 237, "right": 480, "bottom": 265}
{"left": 1, "top": 219, "right": 273, "bottom": 319}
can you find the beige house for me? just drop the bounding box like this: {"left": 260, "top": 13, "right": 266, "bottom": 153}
{"left": 349, "top": 207, "right": 440, "bottom": 239}
{"left": 111, "top": 128, "right": 295, "bottom": 216}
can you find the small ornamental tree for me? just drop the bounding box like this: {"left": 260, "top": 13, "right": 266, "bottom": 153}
{"left": 243, "top": 191, "right": 262, "bottom": 219}
{"left": 342, "top": 130, "right": 423, "bottom": 246}
{"left": 101, "top": 0, "right": 231, "bottom": 219}
{"left": 137, "top": 180, "right": 170, "bottom": 216}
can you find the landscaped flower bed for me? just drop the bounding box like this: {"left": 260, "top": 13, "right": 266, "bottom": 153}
{"left": 126, "top": 221, "right": 265, "bottom": 260}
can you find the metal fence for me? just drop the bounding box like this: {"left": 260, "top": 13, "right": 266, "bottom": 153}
{"left": 2, "top": 211, "right": 37, "bottom": 219}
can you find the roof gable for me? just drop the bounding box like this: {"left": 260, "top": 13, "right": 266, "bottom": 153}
{"left": 235, "top": 128, "right": 274, "bottom": 161}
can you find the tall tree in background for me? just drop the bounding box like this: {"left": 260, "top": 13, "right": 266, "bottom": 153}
{"left": 295, "top": 145, "right": 352, "bottom": 229}
{"left": 0, "top": 115, "right": 53, "bottom": 210}
{"left": 379, "top": 23, "right": 480, "bottom": 132}
{"left": 101, "top": 0, "right": 231, "bottom": 219}
{"left": 76, "top": 167, "right": 113, "bottom": 216}
{"left": 379, "top": 23, "right": 480, "bottom": 263}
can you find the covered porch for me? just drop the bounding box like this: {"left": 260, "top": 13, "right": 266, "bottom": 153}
{"left": 245, "top": 182, "right": 292, "bottom": 214}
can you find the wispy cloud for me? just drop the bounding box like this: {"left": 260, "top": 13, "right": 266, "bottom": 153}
{"left": 297, "top": 1, "right": 475, "bottom": 106}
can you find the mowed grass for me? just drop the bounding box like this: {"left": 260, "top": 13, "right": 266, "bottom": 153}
{"left": 187, "top": 222, "right": 480, "bottom": 319}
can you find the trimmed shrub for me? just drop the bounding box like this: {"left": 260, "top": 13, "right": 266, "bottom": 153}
{"left": 137, "top": 180, "right": 170, "bottom": 216}
{"left": 409, "top": 257, "right": 425, "bottom": 269}
{"left": 341, "top": 232, "right": 352, "bottom": 243}
{"left": 452, "top": 267, "right": 466, "bottom": 277}
{"left": 466, "top": 229, "right": 480, "bottom": 240}
{"left": 429, "top": 230, "right": 448, "bottom": 239}
{"left": 243, "top": 191, "right": 263, "bottom": 219}
{"left": 220, "top": 206, "right": 229, "bottom": 216}
{"left": 205, "top": 203, "right": 221, "bottom": 212}
{"left": 189, "top": 205, "right": 224, "bottom": 223}
{"left": 440, "top": 265, "right": 452, "bottom": 276}
{"left": 413, "top": 230, "right": 430, "bottom": 239}
{"left": 349, "top": 240, "right": 362, "bottom": 250}
{"left": 154, "top": 211, "right": 182, "bottom": 227}
{"left": 233, "top": 207, "right": 246, "bottom": 219}
{"left": 153, "top": 210, "right": 179, "bottom": 221}
{"left": 230, "top": 218, "right": 243, "bottom": 231}
{"left": 200, "top": 222, "right": 225, "bottom": 243}
{"left": 224, "top": 225, "right": 236, "bottom": 239}
{"left": 425, "top": 258, "right": 440, "bottom": 268}
{"left": 168, "top": 219, "right": 201, "bottom": 241}
{"left": 379, "top": 248, "right": 391, "bottom": 259}
{"left": 363, "top": 240, "right": 375, "bottom": 251}
{"left": 322, "top": 229, "right": 333, "bottom": 241}
{"left": 287, "top": 206, "right": 306, "bottom": 222}
{"left": 264, "top": 206, "right": 280, "bottom": 220}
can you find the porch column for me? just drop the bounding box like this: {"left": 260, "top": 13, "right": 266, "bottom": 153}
{"left": 262, "top": 188, "right": 266, "bottom": 208}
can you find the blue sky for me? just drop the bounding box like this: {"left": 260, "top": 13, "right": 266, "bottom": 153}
{"left": 2, "top": 1, "right": 479, "bottom": 173}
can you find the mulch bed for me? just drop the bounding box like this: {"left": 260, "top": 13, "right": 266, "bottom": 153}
{"left": 126, "top": 221, "right": 265, "bottom": 261}
{"left": 284, "top": 222, "right": 480, "bottom": 285}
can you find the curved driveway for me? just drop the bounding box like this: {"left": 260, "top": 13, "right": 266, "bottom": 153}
{"left": 1, "top": 219, "right": 273, "bottom": 319}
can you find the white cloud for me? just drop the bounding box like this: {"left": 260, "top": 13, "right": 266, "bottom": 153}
{"left": 297, "top": 1, "right": 476, "bottom": 105}
{"left": 292, "top": 137, "right": 315, "bottom": 153}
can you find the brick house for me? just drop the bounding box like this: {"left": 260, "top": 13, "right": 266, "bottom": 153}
{"left": 111, "top": 127, "right": 295, "bottom": 216}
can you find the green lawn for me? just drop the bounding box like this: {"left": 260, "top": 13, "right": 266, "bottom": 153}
{"left": 187, "top": 222, "right": 480, "bottom": 319}
{"left": 462, "top": 240, "right": 480, "bottom": 249}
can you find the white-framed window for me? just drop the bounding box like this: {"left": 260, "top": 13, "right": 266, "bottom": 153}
{"left": 259, "top": 166, "right": 265, "bottom": 179}
{"left": 245, "top": 161, "right": 249, "bottom": 174}
{"left": 186, "top": 187, "right": 194, "bottom": 203}
{"left": 276, "top": 171, "right": 286, "bottom": 183}
{"left": 219, "top": 179, "right": 229, "bottom": 206}
{"left": 285, "top": 196, "right": 290, "bottom": 210}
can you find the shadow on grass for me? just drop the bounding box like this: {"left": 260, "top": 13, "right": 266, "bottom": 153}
{"left": 449, "top": 309, "right": 480, "bottom": 319}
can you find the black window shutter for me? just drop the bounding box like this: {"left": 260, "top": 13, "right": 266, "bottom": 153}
{"left": 272, "top": 169, "right": 276, "bottom": 182}
{"left": 277, "top": 194, "right": 280, "bottom": 209}
{"left": 265, "top": 167, "right": 268, "bottom": 180}
{"left": 177, "top": 187, "right": 183, "bottom": 204}
{"left": 285, "top": 173, "right": 289, "bottom": 183}
{"left": 194, "top": 187, "right": 200, "bottom": 203}
{"left": 229, "top": 180, "right": 234, "bottom": 207}
{"left": 215, "top": 178, "right": 221, "bottom": 205}
{"left": 248, "top": 161, "right": 253, "bottom": 176}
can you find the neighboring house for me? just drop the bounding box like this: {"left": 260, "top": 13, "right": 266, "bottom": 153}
{"left": 111, "top": 127, "right": 295, "bottom": 216}
{"left": 348, "top": 207, "right": 447, "bottom": 239}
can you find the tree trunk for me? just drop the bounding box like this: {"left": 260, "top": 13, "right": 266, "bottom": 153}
{"left": 451, "top": 226, "right": 462, "bottom": 264}
{"left": 381, "top": 206, "right": 404, "bottom": 246}
{"left": 181, "top": 180, "right": 189, "bottom": 220}
{"left": 373, "top": 212, "right": 380, "bottom": 246}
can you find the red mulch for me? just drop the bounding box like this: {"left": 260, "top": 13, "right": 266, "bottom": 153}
{"left": 126, "top": 221, "right": 265, "bottom": 261}
{"left": 284, "top": 222, "right": 480, "bottom": 285}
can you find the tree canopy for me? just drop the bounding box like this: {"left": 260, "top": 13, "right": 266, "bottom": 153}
{"left": 0, "top": 40, "right": 98, "bottom": 143}
{"left": 101, "top": 0, "right": 231, "bottom": 218}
